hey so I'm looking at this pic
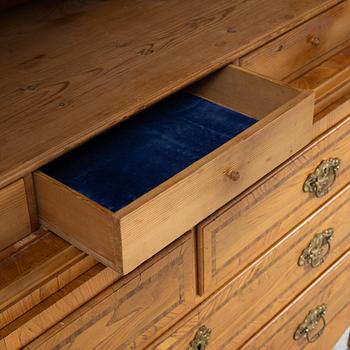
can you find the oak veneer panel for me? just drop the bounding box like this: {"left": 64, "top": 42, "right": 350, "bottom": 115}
{"left": 23, "top": 174, "right": 39, "bottom": 231}
{"left": 0, "top": 179, "right": 31, "bottom": 250}
{"left": 291, "top": 46, "right": 350, "bottom": 115}
{"left": 0, "top": 229, "right": 101, "bottom": 329}
{"left": 150, "top": 184, "right": 350, "bottom": 349}
{"left": 24, "top": 233, "right": 196, "bottom": 350}
{"left": 198, "top": 113, "right": 350, "bottom": 295}
{"left": 241, "top": 248, "right": 350, "bottom": 350}
{"left": 0, "top": 0, "right": 339, "bottom": 188}
{"left": 0, "top": 264, "right": 119, "bottom": 350}
{"left": 313, "top": 93, "right": 350, "bottom": 138}
{"left": 240, "top": 1, "right": 350, "bottom": 80}
{"left": 35, "top": 66, "right": 314, "bottom": 273}
{"left": 33, "top": 176, "right": 121, "bottom": 269}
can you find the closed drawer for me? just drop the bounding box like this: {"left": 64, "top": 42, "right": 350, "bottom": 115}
{"left": 0, "top": 230, "right": 102, "bottom": 330}
{"left": 0, "top": 229, "right": 113, "bottom": 350}
{"left": 150, "top": 183, "right": 350, "bottom": 350}
{"left": 240, "top": 1, "right": 350, "bottom": 80}
{"left": 242, "top": 248, "right": 350, "bottom": 350}
{"left": 198, "top": 113, "right": 350, "bottom": 296}
{"left": 34, "top": 65, "right": 314, "bottom": 274}
{"left": 22, "top": 232, "right": 196, "bottom": 350}
{"left": 0, "top": 179, "right": 31, "bottom": 251}
{"left": 313, "top": 93, "right": 350, "bottom": 139}
{"left": 291, "top": 45, "right": 350, "bottom": 116}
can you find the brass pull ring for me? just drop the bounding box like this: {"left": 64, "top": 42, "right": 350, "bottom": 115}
{"left": 294, "top": 304, "right": 327, "bottom": 343}
{"left": 303, "top": 158, "right": 341, "bottom": 197}
{"left": 298, "top": 228, "right": 334, "bottom": 268}
{"left": 189, "top": 325, "right": 212, "bottom": 350}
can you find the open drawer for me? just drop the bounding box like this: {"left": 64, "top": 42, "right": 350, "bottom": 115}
{"left": 34, "top": 66, "right": 314, "bottom": 273}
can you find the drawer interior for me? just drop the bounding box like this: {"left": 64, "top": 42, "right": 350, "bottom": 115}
{"left": 41, "top": 92, "right": 257, "bottom": 212}
{"left": 40, "top": 67, "right": 300, "bottom": 213}
{"left": 35, "top": 66, "right": 313, "bottom": 273}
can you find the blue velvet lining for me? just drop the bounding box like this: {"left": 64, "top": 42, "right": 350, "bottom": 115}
{"left": 41, "top": 92, "right": 257, "bottom": 212}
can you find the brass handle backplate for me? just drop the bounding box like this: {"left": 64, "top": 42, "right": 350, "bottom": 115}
{"left": 298, "top": 228, "right": 334, "bottom": 268}
{"left": 189, "top": 326, "right": 212, "bottom": 350}
{"left": 294, "top": 304, "right": 327, "bottom": 343}
{"left": 303, "top": 158, "right": 341, "bottom": 197}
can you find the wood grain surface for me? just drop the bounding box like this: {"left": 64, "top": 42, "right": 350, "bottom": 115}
{"left": 151, "top": 183, "right": 350, "bottom": 349}
{"left": 0, "top": 0, "right": 340, "bottom": 188}
{"left": 0, "top": 229, "right": 102, "bottom": 330}
{"left": 198, "top": 112, "right": 350, "bottom": 295}
{"left": 241, "top": 248, "right": 350, "bottom": 350}
{"left": 34, "top": 66, "right": 314, "bottom": 274}
{"left": 291, "top": 45, "right": 350, "bottom": 115}
{"left": 0, "top": 179, "right": 31, "bottom": 250}
{"left": 240, "top": 1, "right": 350, "bottom": 80}
{"left": 24, "top": 233, "right": 196, "bottom": 350}
{"left": 313, "top": 93, "right": 350, "bottom": 138}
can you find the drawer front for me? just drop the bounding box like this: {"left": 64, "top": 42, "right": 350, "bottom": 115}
{"left": 35, "top": 66, "right": 314, "bottom": 274}
{"left": 0, "top": 230, "right": 106, "bottom": 349}
{"left": 24, "top": 233, "right": 196, "bottom": 350}
{"left": 242, "top": 249, "right": 350, "bottom": 350}
{"left": 240, "top": 1, "right": 350, "bottom": 80}
{"left": 0, "top": 179, "right": 31, "bottom": 251}
{"left": 198, "top": 114, "right": 350, "bottom": 296}
{"left": 151, "top": 183, "right": 350, "bottom": 350}
{"left": 313, "top": 94, "right": 350, "bottom": 140}
{"left": 291, "top": 45, "right": 350, "bottom": 116}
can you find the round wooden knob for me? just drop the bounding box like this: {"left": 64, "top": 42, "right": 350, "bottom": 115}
{"left": 225, "top": 169, "right": 240, "bottom": 181}
{"left": 309, "top": 35, "right": 321, "bottom": 47}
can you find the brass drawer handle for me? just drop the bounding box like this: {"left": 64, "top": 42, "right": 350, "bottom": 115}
{"left": 303, "top": 158, "right": 341, "bottom": 197}
{"left": 294, "top": 304, "right": 327, "bottom": 343}
{"left": 189, "top": 325, "right": 212, "bottom": 350}
{"left": 298, "top": 228, "right": 334, "bottom": 268}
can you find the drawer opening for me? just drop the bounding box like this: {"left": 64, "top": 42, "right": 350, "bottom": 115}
{"left": 34, "top": 65, "right": 313, "bottom": 273}
{"left": 41, "top": 91, "right": 257, "bottom": 213}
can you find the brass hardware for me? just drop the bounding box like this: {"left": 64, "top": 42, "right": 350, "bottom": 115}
{"left": 294, "top": 304, "right": 327, "bottom": 343}
{"left": 303, "top": 158, "right": 341, "bottom": 197}
{"left": 189, "top": 326, "right": 212, "bottom": 350}
{"left": 309, "top": 35, "right": 321, "bottom": 47}
{"left": 298, "top": 228, "right": 334, "bottom": 268}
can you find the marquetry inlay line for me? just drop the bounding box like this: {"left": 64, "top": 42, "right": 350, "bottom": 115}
{"left": 166, "top": 235, "right": 350, "bottom": 349}
{"left": 224, "top": 217, "right": 350, "bottom": 345}
{"left": 209, "top": 122, "right": 350, "bottom": 276}
{"left": 257, "top": 258, "right": 350, "bottom": 348}
{"left": 48, "top": 254, "right": 185, "bottom": 350}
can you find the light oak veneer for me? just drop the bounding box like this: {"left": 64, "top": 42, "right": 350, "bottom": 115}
{"left": 0, "top": 0, "right": 340, "bottom": 188}
{"left": 0, "top": 179, "right": 31, "bottom": 250}
{"left": 151, "top": 183, "right": 350, "bottom": 349}
{"left": 198, "top": 112, "right": 350, "bottom": 296}
{"left": 34, "top": 66, "right": 314, "bottom": 274}
{"left": 240, "top": 1, "right": 350, "bottom": 80}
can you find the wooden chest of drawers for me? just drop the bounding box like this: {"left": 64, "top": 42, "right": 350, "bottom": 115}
{"left": 0, "top": 1, "right": 350, "bottom": 349}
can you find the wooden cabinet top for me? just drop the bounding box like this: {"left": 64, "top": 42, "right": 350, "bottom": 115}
{"left": 0, "top": 0, "right": 342, "bottom": 188}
